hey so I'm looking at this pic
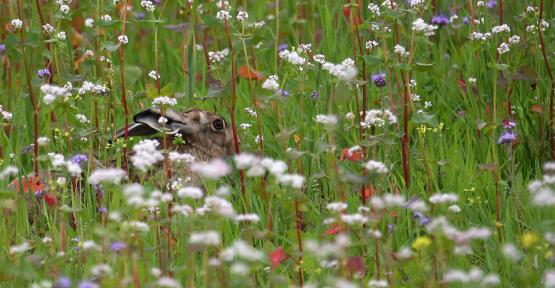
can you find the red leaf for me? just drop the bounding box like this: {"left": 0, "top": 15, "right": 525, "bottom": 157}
{"left": 340, "top": 148, "right": 363, "bottom": 162}
{"left": 269, "top": 247, "right": 288, "bottom": 269}
{"left": 342, "top": 6, "right": 351, "bottom": 19}
{"left": 531, "top": 104, "right": 544, "bottom": 114}
{"left": 361, "top": 185, "right": 373, "bottom": 203}
{"left": 9, "top": 175, "right": 45, "bottom": 193}
{"left": 44, "top": 193, "right": 57, "bottom": 207}
{"left": 346, "top": 256, "right": 365, "bottom": 275}
{"left": 238, "top": 66, "right": 264, "bottom": 80}
{"left": 323, "top": 224, "right": 346, "bottom": 236}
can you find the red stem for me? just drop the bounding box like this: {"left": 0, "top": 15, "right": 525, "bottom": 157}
{"left": 119, "top": 0, "right": 129, "bottom": 171}
{"left": 223, "top": 11, "right": 247, "bottom": 204}
{"left": 538, "top": 0, "right": 555, "bottom": 159}
{"left": 16, "top": 0, "right": 39, "bottom": 176}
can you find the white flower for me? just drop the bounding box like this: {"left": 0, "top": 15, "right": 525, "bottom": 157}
{"left": 152, "top": 96, "right": 177, "bottom": 107}
{"left": 279, "top": 49, "right": 307, "bottom": 66}
{"left": 326, "top": 202, "right": 347, "bottom": 212}
{"left": 118, "top": 34, "right": 129, "bottom": 45}
{"left": 191, "top": 158, "right": 231, "bottom": 179}
{"left": 204, "top": 196, "right": 236, "bottom": 218}
{"left": 0, "top": 166, "right": 18, "bottom": 180}
{"left": 312, "top": 54, "right": 326, "bottom": 64}
{"left": 429, "top": 193, "right": 459, "bottom": 204}
{"left": 82, "top": 240, "right": 101, "bottom": 251}
{"left": 208, "top": 48, "right": 229, "bottom": 63}
{"left": 131, "top": 139, "right": 163, "bottom": 172}
{"left": 253, "top": 20, "right": 265, "bottom": 28}
{"left": 148, "top": 70, "right": 160, "bottom": 80}
{"left": 42, "top": 23, "right": 54, "bottom": 33}
{"left": 365, "top": 40, "right": 379, "bottom": 50}
{"left": 190, "top": 230, "right": 220, "bottom": 246}
{"left": 315, "top": 114, "right": 339, "bottom": 126}
{"left": 154, "top": 277, "right": 182, "bottom": 288}
{"left": 448, "top": 204, "right": 461, "bottom": 213}
{"left": 544, "top": 270, "right": 555, "bottom": 288}
{"left": 361, "top": 109, "right": 397, "bottom": 128}
{"left": 501, "top": 243, "right": 522, "bottom": 262}
{"left": 468, "top": 77, "right": 477, "bottom": 84}
{"left": 497, "top": 42, "right": 510, "bottom": 54}
{"left": 409, "top": 0, "right": 424, "bottom": 7}
{"left": 277, "top": 173, "right": 305, "bottom": 188}
{"left": 11, "top": 19, "right": 23, "bottom": 29}
{"left": 88, "top": 168, "right": 127, "bottom": 185}
{"left": 424, "top": 101, "right": 432, "bottom": 108}
{"left": 177, "top": 186, "right": 204, "bottom": 199}
{"left": 491, "top": 24, "right": 510, "bottom": 34}
{"left": 244, "top": 107, "right": 258, "bottom": 117}
{"left": 37, "top": 136, "right": 50, "bottom": 146}
{"left": 10, "top": 241, "right": 31, "bottom": 254}
{"left": 56, "top": 31, "right": 67, "bottom": 41}
{"left": 235, "top": 214, "right": 260, "bottom": 223}
{"left": 141, "top": 0, "right": 155, "bottom": 12}
{"left": 89, "top": 264, "right": 112, "bottom": 279}
{"left": 100, "top": 14, "right": 112, "bottom": 21}
{"left": 262, "top": 75, "right": 280, "bottom": 90}
{"left": 85, "top": 18, "right": 94, "bottom": 27}
{"left": 394, "top": 44, "right": 409, "bottom": 57}
{"left": 59, "top": 4, "right": 70, "bottom": 14}
{"left": 412, "top": 18, "right": 437, "bottom": 37}
{"left": 239, "top": 123, "right": 252, "bottom": 130}
{"left": 508, "top": 35, "right": 520, "bottom": 44}
{"left": 75, "top": 114, "right": 89, "bottom": 124}
{"left": 236, "top": 10, "right": 248, "bottom": 22}
{"left": 168, "top": 152, "right": 195, "bottom": 164}
{"left": 216, "top": 10, "right": 232, "bottom": 21}
{"left": 220, "top": 240, "right": 264, "bottom": 262}
{"left": 367, "top": 3, "right": 380, "bottom": 16}
{"left": 122, "top": 221, "right": 150, "bottom": 232}
{"left": 322, "top": 58, "right": 357, "bottom": 82}
{"left": 365, "top": 160, "right": 388, "bottom": 174}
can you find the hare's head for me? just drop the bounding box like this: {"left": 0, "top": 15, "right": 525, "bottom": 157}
{"left": 115, "top": 108, "right": 234, "bottom": 161}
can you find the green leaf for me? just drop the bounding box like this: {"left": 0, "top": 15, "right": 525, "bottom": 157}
{"left": 389, "top": 62, "right": 411, "bottom": 71}
{"left": 415, "top": 62, "right": 434, "bottom": 71}
{"left": 411, "top": 112, "right": 438, "bottom": 127}
{"left": 362, "top": 55, "right": 384, "bottom": 65}
{"left": 100, "top": 41, "right": 121, "bottom": 52}
{"left": 124, "top": 65, "right": 142, "bottom": 86}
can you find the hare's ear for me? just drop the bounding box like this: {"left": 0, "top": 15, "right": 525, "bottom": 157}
{"left": 114, "top": 108, "right": 187, "bottom": 139}
{"left": 114, "top": 109, "right": 165, "bottom": 139}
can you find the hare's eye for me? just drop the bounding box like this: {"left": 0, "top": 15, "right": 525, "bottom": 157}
{"left": 212, "top": 119, "right": 225, "bottom": 131}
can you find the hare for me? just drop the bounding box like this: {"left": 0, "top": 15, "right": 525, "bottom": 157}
{"left": 115, "top": 107, "right": 235, "bottom": 162}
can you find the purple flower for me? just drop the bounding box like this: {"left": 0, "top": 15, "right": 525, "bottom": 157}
{"left": 370, "top": 72, "right": 387, "bottom": 88}
{"left": 502, "top": 119, "right": 516, "bottom": 130}
{"left": 463, "top": 17, "right": 469, "bottom": 25}
{"left": 486, "top": 0, "right": 497, "bottom": 8}
{"left": 71, "top": 154, "right": 88, "bottom": 164}
{"left": 278, "top": 43, "right": 288, "bottom": 52}
{"left": 276, "top": 89, "right": 289, "bottom": 97}
{"left": 55, "top": 277, "right": 72, "bottom": 288}
{"left": 387, "top": 223, "right": 395, "bottom": 233}
{"left": 35, "top": 190, "right": 44, "bottom": 200}
{"left": 78, "top": 281, "right": 99, "bottom": 288}
{"left": 310, "top": 91, "right": 320, "bottom": 100}
{"left": 71, "top": 237, "right": 80, "bottom": 243}
{"left": 0, "top": 44, "right": 5, "bottom": 54}
{"left": 413, "top": 212, "right": 431, "bottom": 226}
{"left": 110, "top": 241, "right": 128, "bottom": 252}
{"left": 431, "top": 14, "right": 450, "bottom": 26}
{"left": 37, "top": 68, "right": 51, "bottom": 79}
{"left": 98, "top": 207, "right": 108, "bottom": 214}
{"left": 498, "top": 130, "right": 516, "bottom": 144}
{"left": 135, "top": 12, "right": 146, "bottom": 20}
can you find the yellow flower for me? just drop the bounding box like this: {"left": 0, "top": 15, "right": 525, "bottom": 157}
{"left": 412, "top": 236, "right": 432, "bottom": 250}
{"left": 521, "top": 232, "right": 539, "bottom": 249}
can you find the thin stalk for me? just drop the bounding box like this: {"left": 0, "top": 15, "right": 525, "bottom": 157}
{"left": 16, "top": 0, "right": 39, "bottom": 176}
{"left": 222, "top": 4, "right": 247, "bottom": 208}
{"left": 118, "top": 0, "right": 129, "bottom": 171}
{"left": 538, "top": 0, "right": 555, "bottom": 159}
